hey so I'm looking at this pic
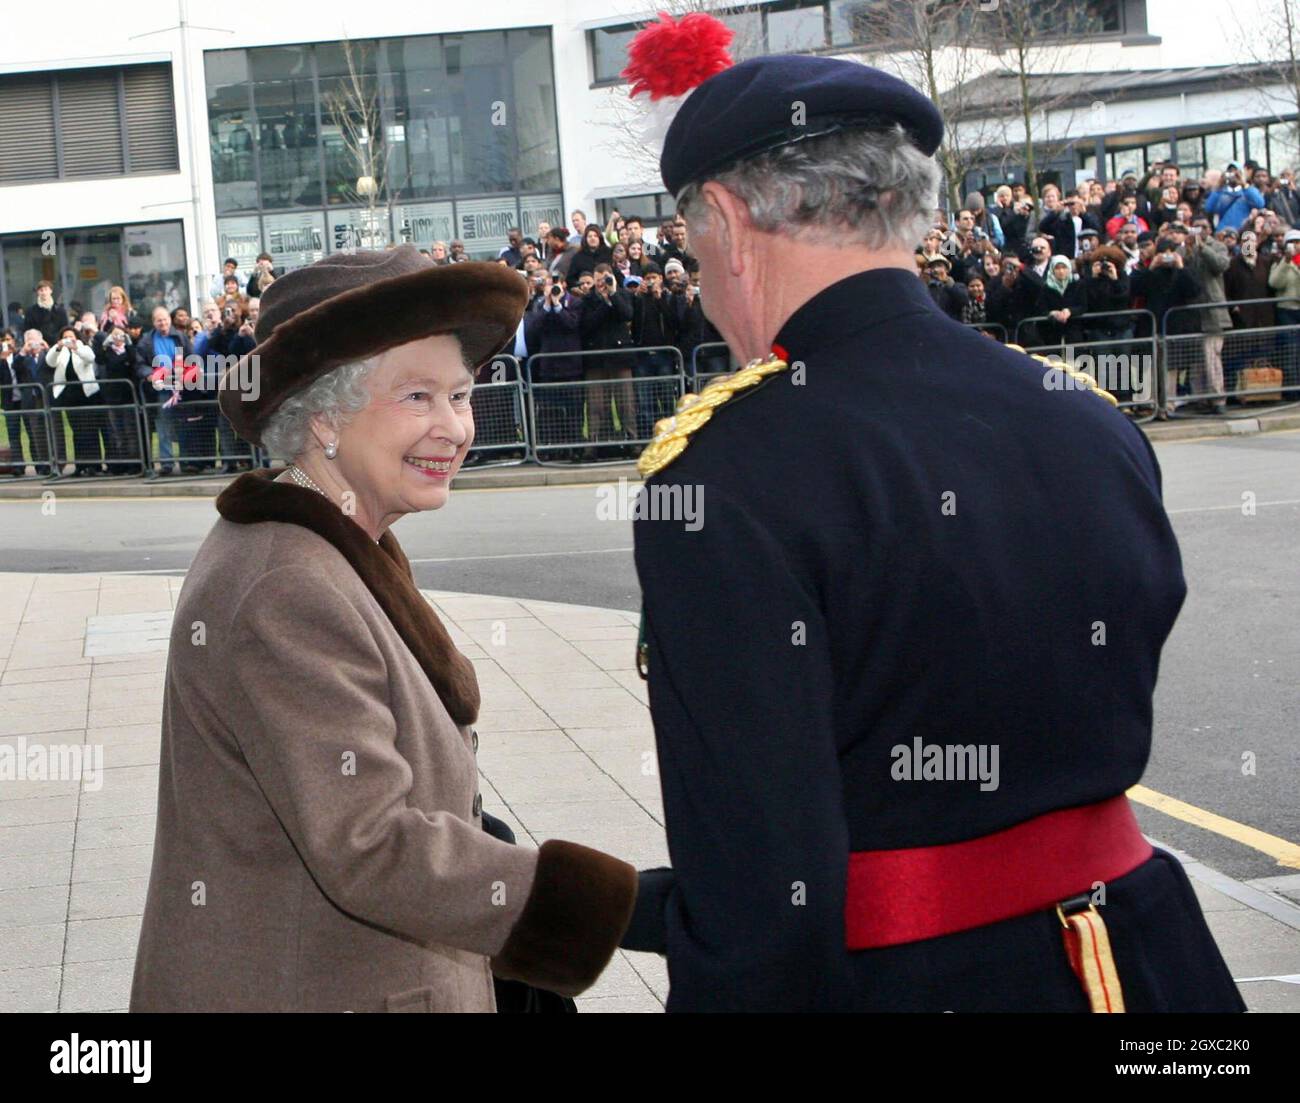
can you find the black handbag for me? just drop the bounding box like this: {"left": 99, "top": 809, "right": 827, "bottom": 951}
{"left": 481, "top": 810, "right": 578, "bottom": 1014}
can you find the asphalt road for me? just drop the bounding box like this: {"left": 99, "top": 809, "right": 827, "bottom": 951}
{"left": 1, "top": 431, "right": 1296, "bottom": 882}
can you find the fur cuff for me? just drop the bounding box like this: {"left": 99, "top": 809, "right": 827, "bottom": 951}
{"left": 491, "top": 840, "right": 638, "bottom": 997}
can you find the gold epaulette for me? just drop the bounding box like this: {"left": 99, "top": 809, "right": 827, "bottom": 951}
{"left": 1006, "top": 343, "right": 1119, "bottom": 407}
{"left": 636, "top": 355, "right": 790, "bottom": 477}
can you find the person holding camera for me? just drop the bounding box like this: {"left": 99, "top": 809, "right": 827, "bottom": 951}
{"left": 28, "top": 281, "right": 69, "bottom": 347}
{"left": 135, "top": 305, "right": 194, "bottom": 476}
{"left": 0, "top": 331, "right": 35, "bottom": 475}
{"left": 245, "top": 252, "right": 277, "bottom": 298}
{"left": 45, "top": 325, "right": 102, "bottom": 475}
{"left": 1041, "top": 193, "right": 1102, "bottom": 259}
{"left": 921, "top": 254, "right": 968, "bottom": 321}
{"left": 1268, "top": 171, "right": 1300, "bottom": 225}
{"left": 1266, "top": 229, "right": 1300, "bottom": 387}
{"left": 203, "top": 301, "right": 256, "bottom": 472}
{"left": 94, "top": 322, "right": 143, "bottom": 472}
{"left": 1182, "top": 226, "right": 1232, "bottom": 412}
{"left": 528, "top": 273, "right": 585, "bottom": 458}
{"left": 1133, "top": 235, "right": 1202, "bottom": 416}
{"left": 1033, "top": 254, "right": 1086, "bottom": 348}
{"left": 579, "top": 263, "right": 636, "bottom": 457}
{"left": 210, "top": 258, "right": 246, "bottom": 301}
{"left": 630, "top": 264, "right": 678, "bottom": 441}
{"left": 1081, "top": 246, "right": 1136, "bottom": 402}
{"left": 1205, "top": 164, "right": 1265, "bottom": 233}
{"left": 567, "top": 225, "right": 614, "bottom": 285}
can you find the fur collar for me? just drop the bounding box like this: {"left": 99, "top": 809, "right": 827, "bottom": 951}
{"left": 215, "top": 467, "right": 480, "bottom": 726}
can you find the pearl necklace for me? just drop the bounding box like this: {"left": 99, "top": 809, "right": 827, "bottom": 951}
{"left": 283, "top": 464, "right": 381, "bottom": 545}
{"left": 286, "top": 464, "right": 328, "bottom": 498}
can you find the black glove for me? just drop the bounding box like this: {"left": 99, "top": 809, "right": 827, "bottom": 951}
{"left": 620, "top": 867, "right": 674, "bottom": 954}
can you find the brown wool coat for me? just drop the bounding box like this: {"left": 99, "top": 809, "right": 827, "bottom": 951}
{"left": 129, "top": 469, "right": 636, "bottom": 1012}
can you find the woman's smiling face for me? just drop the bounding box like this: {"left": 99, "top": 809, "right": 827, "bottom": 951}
{"left": 325, "top": 333, "right": 475, "bottom": 525}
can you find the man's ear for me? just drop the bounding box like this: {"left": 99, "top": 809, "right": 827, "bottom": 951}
{"left": 698, "top": 182, "right": 751, "bottom": 278}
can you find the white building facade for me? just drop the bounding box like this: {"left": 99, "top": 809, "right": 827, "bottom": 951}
{"left": 0, "top": 0, "right": 1288, "bottom": 322}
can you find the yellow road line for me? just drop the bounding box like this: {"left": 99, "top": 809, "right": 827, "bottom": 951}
{"left": 1130, "top": 784, "right": 1300, "bottom": 869}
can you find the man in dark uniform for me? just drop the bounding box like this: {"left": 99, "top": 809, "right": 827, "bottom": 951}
{"left": 620, "top": 49, "right": 1243, "bottom": 1013}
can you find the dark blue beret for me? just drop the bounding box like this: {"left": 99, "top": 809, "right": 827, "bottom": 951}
{"left": 659, "top": 54, "right": 944, "bottom": 197}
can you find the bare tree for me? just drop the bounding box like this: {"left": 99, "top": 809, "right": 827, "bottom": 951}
{"left": 593, "top": 0, "right": 768, "bottom": 187}
{"left": 851, "top": 0, "right": 1005, "bottom": 210}
{"left": 1227, "top": 0, "right": 1300, "bottom": 164}
{"left": 978, "top": 0, "right": 1100, "bottom": 201}
{"left": 322, "top": 37, "right": 393, "bottom": 248}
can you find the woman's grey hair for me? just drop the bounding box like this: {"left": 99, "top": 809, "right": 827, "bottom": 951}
{"left": 675, "top": 124, "right": 941, "bottom": 251}
{"left": 259, "top": 357, "right": 379, "bottom": 460}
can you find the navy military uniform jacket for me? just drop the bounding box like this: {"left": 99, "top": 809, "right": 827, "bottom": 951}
{"left": 631, "top": 267, "right": 1242, "bottom": 1012}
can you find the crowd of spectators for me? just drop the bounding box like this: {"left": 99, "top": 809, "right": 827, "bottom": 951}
{"left": 914, "top": 159, "right": 1300, "bottom": 416}
{"left": 0, "top": 212, "right": 718, "bottom": 472}
{"left": 8, "top": 161, "right": 1300, "bottom": 476}
{"left": 1, "top": 273, "right": 260, "bottom": 476}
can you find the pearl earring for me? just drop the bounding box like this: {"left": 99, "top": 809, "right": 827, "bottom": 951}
{"left": 324, "top": 441, "right": 338, "bottom": 459}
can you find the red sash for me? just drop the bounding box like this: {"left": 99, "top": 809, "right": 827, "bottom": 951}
{"left": 845, "top": 795, "right": 1152, "bottom": 950}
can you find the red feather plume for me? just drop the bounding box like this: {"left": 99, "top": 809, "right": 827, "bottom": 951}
{"left": 622, "top": 11, "right": 734, "bottom": 101}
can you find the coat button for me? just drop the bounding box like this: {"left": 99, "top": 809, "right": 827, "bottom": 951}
{"left": 471, "top": 727, "right": 479, "bottom": 754}
{"left": 472, "top": 792, "right": 482, "bottom": 818}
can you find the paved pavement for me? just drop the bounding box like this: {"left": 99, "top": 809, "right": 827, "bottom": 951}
{"left": 1, "top": 570, "right": 1297, "bottom": 1012}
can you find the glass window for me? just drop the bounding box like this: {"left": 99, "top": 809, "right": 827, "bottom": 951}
{"left": 1247, "top": 125, "right": 1267, "bottom": 167}
{"left": 509, "top": 28, "right": 560, "bottom": 192}
{"left": 1204, "top": 131, "right": 1236, "bottom": 174}
{"left": 1268, "top": 122, "right": 1300, "bottom": 174}
{"left": 317, "top": 39, "right": 386, "bottom": 207}
{"left": 768, "top": 5, "right": 827, "bottom": 52}
{"left": 1140, "top": 142, "right": 1169, "bottom": 173}
{"left": 830, "top": 0, "right": 874, "bottom": 46}
{"left": 387, "top": 36, "right": 454, "bottom": 199}
{"left": 206, "top": 51, "right": 258, "bottom": 214}
{"left": 262, "top": 211, "right": 326, "bottom": 270}
{"left": 62, "top": 228, "right": 123, "bottom": 318}
{"left": 442, "top": 32, "right": 513, "bottom": 194}
{"left": 3, "top": 235, "right": 59, "bottom": 321}
{"left": 1176, "top": 136, "right": 1203, "bottom": 176}
{"left": 720, "top": 11, "right": 764, "bottom": 60}
{"left": 591, "top": 26, "right": 636, "bottom": 83}
{"left": 123, "top": 222, "right": 188, "bottom": 315}
{"left": 251, "top": 45, "right": 321, "bottom": 208}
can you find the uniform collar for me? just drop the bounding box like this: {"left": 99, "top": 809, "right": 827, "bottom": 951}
{"left": 773, "top": 266, "right": 940, "bottom": 359}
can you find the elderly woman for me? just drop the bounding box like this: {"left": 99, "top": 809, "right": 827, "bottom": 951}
{"left": 130, "top": 247, "right": 637, "bottom": 1012}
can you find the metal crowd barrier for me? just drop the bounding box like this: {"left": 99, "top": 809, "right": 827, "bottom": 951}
{"left": 1015, "top": 309, "right": 1160, "bottom": 419}
{"left": 465, "top": 355, "right": 528, "bottom": 468}
{"left": 965, "top": 322, "right": 1008, "bottom": 342}
{"left": 40, "top": 378, "right": 151, "bottom": 477}
{"left": 137, "top": 375, "right": 253, "bottom": 477}
{"left": 691, "top": 341, "right": 737, "bottom": 390}
{"left": 0, "top": 382, "right": 58, "bottom": 478}
{"left": 1162, "top": 298, "right": 1300, "bottom": 415}
{"left": 525, "top": 346, "right": 686, "bottom": 465}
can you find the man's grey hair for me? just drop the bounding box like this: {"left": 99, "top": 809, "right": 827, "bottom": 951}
{"left": 260, "top": 357, "right": 379, "bottom": 460}
{"left": 675, "top": 125, "right": 941, "bottom": 251}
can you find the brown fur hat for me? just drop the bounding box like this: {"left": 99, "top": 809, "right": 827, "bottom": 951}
{"left": 1089, "top": 244, "right": 1129, "bottom": 270}
{"left": 218, "top": 246, "right": 527, "bottom": 446}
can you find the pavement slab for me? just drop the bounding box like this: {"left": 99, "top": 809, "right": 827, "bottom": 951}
{"left": 0, "top": 570, "right": 1296, "bottom": 1013}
